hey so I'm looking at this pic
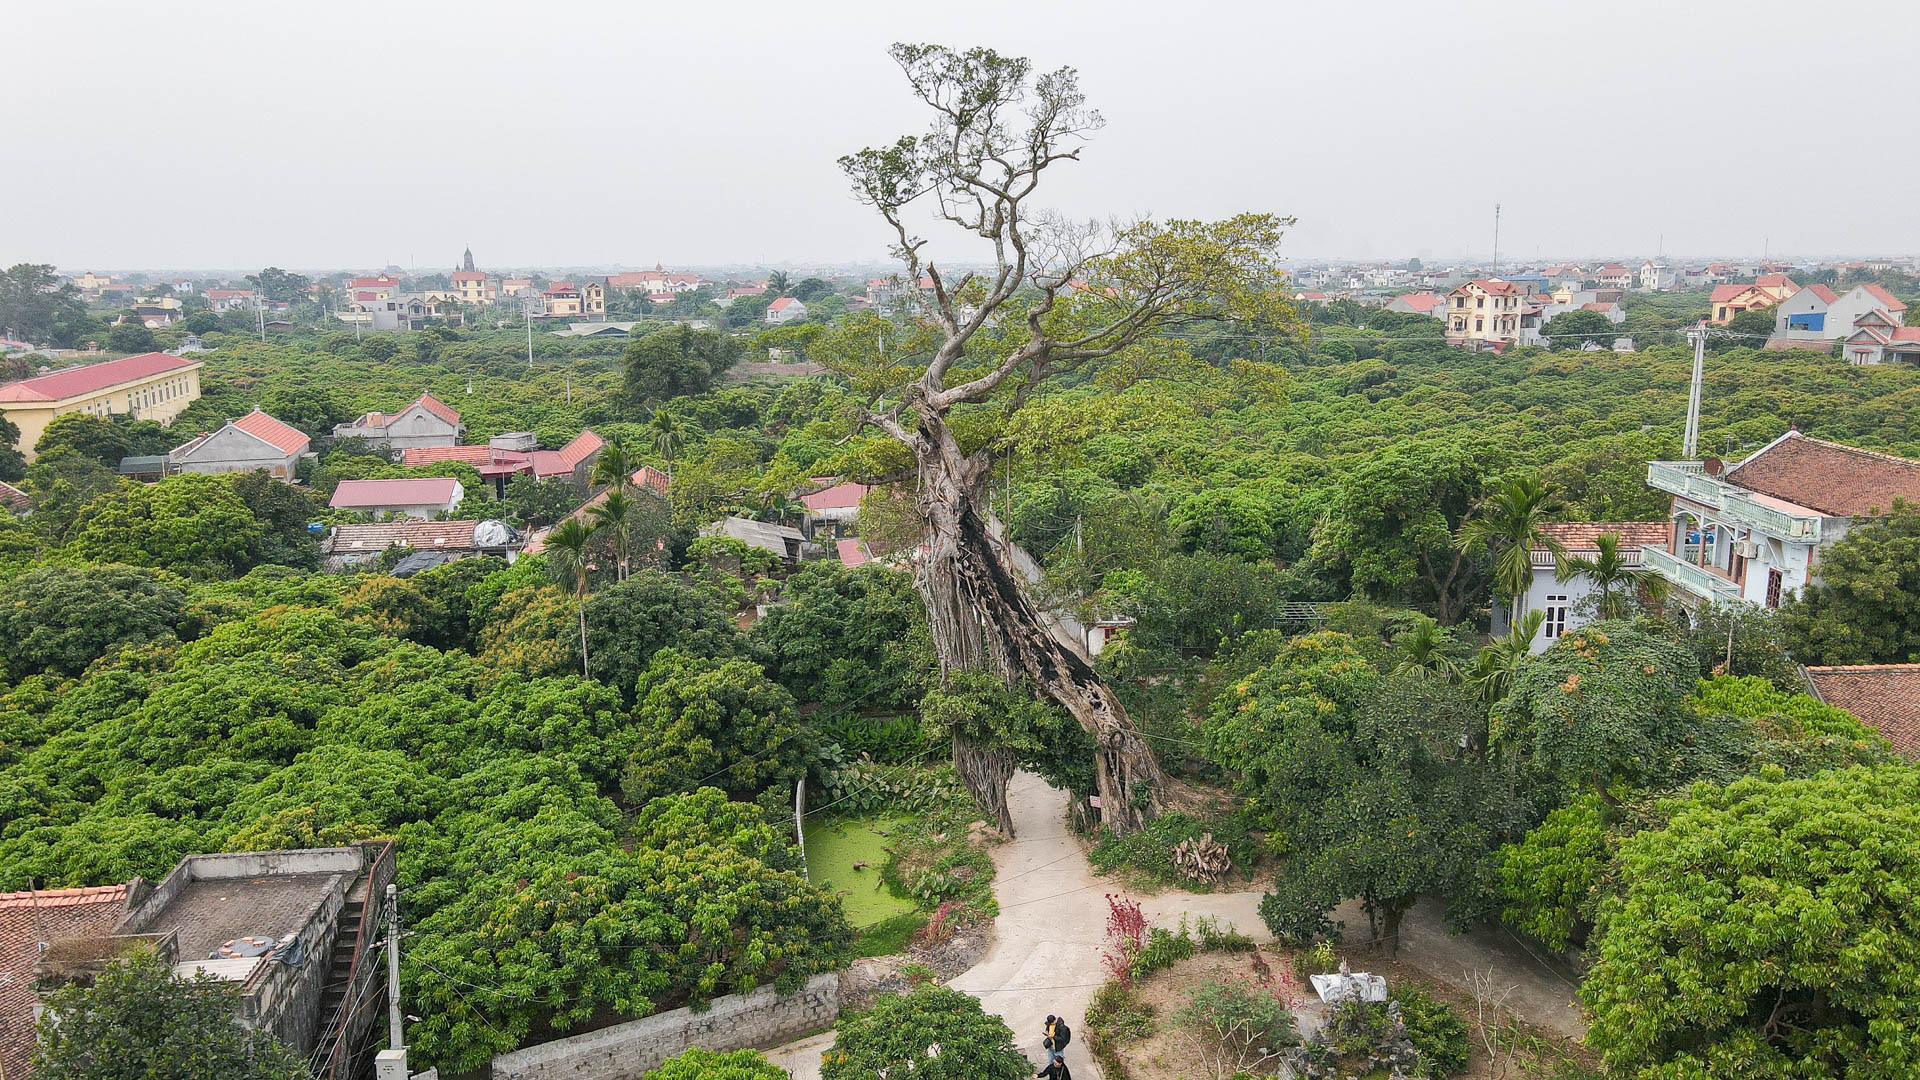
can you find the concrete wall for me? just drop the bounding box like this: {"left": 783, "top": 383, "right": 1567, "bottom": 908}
{"left": 418, "top": 974, "right": 839, "bottom": 1080}
{"left": 243, "top": 876, "right": 347, "bottom": 1057}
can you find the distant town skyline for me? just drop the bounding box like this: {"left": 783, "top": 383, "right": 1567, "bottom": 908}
{"left": 7, "top": 0, "right": 1913, "bottom": 269}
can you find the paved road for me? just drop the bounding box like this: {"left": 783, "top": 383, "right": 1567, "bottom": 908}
{"left": 764, "top": 772, "right": 1584, "bottom": 1077}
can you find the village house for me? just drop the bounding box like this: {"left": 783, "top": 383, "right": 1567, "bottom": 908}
{"left": 1640, "top": 432, "right": 1920, "bottom": 615}
{"left": 206, "top": 288, "right": 257, "bottom": 313}
{"left": 72, "top": 270, "right": 112, "bottom": 292}
{"left": 766, "top": 296, "right": 808, "bottom": 324}
{"left": 1637, "top": 260, "right": 1678, "bottom": 291}
{"left": 1512, "top": 522, "right": 1671, "bottom": 653}
{"left": 702, "top": 515, "right": 814, "bottom": 562}
{"left": 451, "top": 270, "right": 494, "bottom": 304}
{"left": 1771, "top": 283, "right": 1907, "bottom": 343}
{"left": 800, "top": 477, "right": 870, "bottom": 539}
{"left": 0, "top": 352, "right": 203, "bottom": 460}
{"left": 1842, "top": 310, "right": 1920, "bottom": 365}
{"left": 1384, "top": 292, "right": 1446, "bottom": 318}
{"left": 1708, "top": 274, "right": 1798, "bottom": 325}
{"left": 321, "top": 519, "right": 523, "bottom": 571}
{"left": 1594, "top": 263, "right": 1634, "bottom": 289}
{"left": 399, "top": 429, "right": 603, "bottom": 494}
{"left": 331, "top": 392, "right": 464, "bottom": 449}
{"left": 1445, "top": 279, "right": 1525, "bottom": 349}
{"left": 499, "top": 277, "right": 537, "bottom": 298}
{"left": 169, "top": 407, "right": 312, "bottom": 479}
{"left": 606, "top": 268, "right": 703, "bottom": 293}
{"left": 329, "top": 476, "right": 465, "bottom": 518}
{"left": 1, "top": 844, "right": 396, "bottom": 1080}
{"left": 540, "top": 281, "right": 606, "bottom": 319}
{"left": 347, "top": 274, "right": 401, "bottom": 301}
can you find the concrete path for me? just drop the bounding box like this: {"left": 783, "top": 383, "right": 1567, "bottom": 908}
{"left": 764, "top": 771, "right": 1584, "bottom": 1077}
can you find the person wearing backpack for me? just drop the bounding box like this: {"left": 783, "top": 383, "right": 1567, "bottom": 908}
{"left": 1037, "top": 1015, "right": 1072, "bottom": 1076}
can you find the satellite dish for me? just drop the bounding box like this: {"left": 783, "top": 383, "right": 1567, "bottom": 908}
{"left": 1702, "top": 457, "right": 1724, "bottom": 476}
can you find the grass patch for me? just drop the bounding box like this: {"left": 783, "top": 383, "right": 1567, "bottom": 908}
{"left": 804, "top": 817, "right": 916, "bottom": 927}
{"left": 854, "top": 911, "right": 929, "bottom": 958}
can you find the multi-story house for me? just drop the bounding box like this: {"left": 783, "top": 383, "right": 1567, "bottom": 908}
{"left": 451, "top": 270, "right": 494, "bottom": 305}
{"left": 1595, "top": 263, "right": 1634, "bottom": 289}
{"left": 206, "top": 288, "right": 257, "bottom": 313}
{"left": 0, "top": 352, "right": 202, "bottom": 459}
{"left": 1842, "top": 310, "right": 1920, "bottom": 365}
{"left": 1516, "top": 522, "right": 1671, "bottom": 652}
{"left": 766, "top": 297, "right": 808, "bottom": 324}
{"left": 1640, "top": 432, "right": 1920, "bottom": 614}
{"left": 1772, "top": 283, "right": 1907, "bottom": 342}
{"left": 1444, "top": 279, "right": 1524, "bottom": 349}
{"left": 1707, "top": 274, "right": 1798, "bottom": 325}
{"left": 540, "top": 281, "right": 605, "bottom": 319}
{"left": 1638, "top": 261, "right": 1677, "bottom": 291}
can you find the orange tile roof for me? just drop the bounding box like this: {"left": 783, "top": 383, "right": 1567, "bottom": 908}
{"left": 413, "top": 392, "right": 461, "bottom": 426}
{"left": 1861, "top": 283, "right": 1907, "bottom": 311}
{"left": 1804, "top": 665, "right": 1920, "bottom": 757}
{"left": 230, "top": 408, "right": 310, "bottom": 455}
{"left": 329, "top": 477, "right": 461, "bottom": 509}
{"left": 0, "top": 479, "right": 29, "bottom": 512}
{"left": 529, "top": 430, "right": 603, "bottom": 478}
{"left": 400, "top": 445, "right": 500, "bottom": 466}
{"left": 2, "top": 883, "right": 132, "bottom": 1080}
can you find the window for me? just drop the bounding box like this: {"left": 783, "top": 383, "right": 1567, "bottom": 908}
{"left": 1475, "top": 318, "right": 1484, "bottom": 331}
{"left": 1766, "top": 569, "right": 1783, "bottom": 608}
{"left": 1543, "top": 595, "right": 1569, "bottom": 639}
{"left": 1476, "top": 297, "right": 1485, "bottom": 309}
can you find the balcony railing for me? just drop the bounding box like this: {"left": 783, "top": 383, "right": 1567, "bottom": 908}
{"left": 1646, "top": 462, "right": 1822, "bottom": 543}
{"left": 1641, "top": 545, "right": 1745, "bottom": 603}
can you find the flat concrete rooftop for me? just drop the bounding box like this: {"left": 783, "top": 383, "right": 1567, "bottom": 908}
{"left": 141, "top": 872, "right": 346, "bottom": 960}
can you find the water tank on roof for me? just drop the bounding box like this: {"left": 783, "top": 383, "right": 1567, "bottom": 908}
{"left": 489, "top": 431, "right": 538, "bottom": 452}
{"left": 473, "top": 520, "right": 517, "bottom": 549}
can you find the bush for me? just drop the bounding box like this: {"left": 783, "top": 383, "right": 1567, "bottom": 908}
{"left": 820, "top": 755, "right": 966, "bottom": 815}
{"left": 1086, "top": 977, "right": 1158, "bottom": 1040}
{"left": 1193, "top": 915, "right": 1256, "bottom": 953}
{"left": 1087, "top": 810, "right": 1258, "bottom": 888}
{"left": 812, "top": 711, "right": 942, "bottom": 763}
{"left": 1128, "top": 925, "right": 1196, "bottom": 980}
{"left": 1173, "top": 975, "right": 1299, "bottom": 1078}
{"left": 642, "top": 1047, "right": 786, "bottom": 1080}
{"left": 1390, "top": 983, "right": 1471, "bottom": 1077}
{"left": 822, "top": 983, "right": 1028, "bottom": 1080}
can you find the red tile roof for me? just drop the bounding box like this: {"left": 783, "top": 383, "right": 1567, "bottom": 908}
{"left": 230, "top": 408, "right": 310, "bottom": 455}
{"left": 1756, "top": 273, "right": 1798, "bottom": 290}
{"left": 2, "top": 883, "right": 133, "bottom": 1080}
{"left": 802, "top": 479, "right": 870, "bottom": 511}
{"left": 1804, "top": 665, "right": 1920, "bottom": 757}
{"left": 1463, "top": 279, "right": 1519, "bottom": 295}
{"left": 632, "top": 465, "right": 672, "bottom": 495}
{"left": 0, "top": 479, "right": 30, "bottom": 512}
{"left": 1861, "top": 283, "right": 1907, "bottom": 311}
{"left": 1727, "top": 432, "right": 1920, "bottom": 518}
{"left": 1806, "top": 284, "right": 1839, "bottom": 304}
{"left": 529, "top": 430, "right": 604, "bottom": 478}
{"left": 0, "top": 352, "right": 198, "bottom": 403}
{"left": 400, "top": 445, "right": 502, "bottom": 466}
{"left": 329, "top": 477, "right": 462, "bottom": 509}
{"left": 769, "top": 297, "right": 802, "bottom": 311}
{"left": 413, "top": 392, "right": 462, "bottom": 426}
{"left": 1710, "top": 284, "right": 1754, "bottom": 303}
{"left": 451, "top": 271, "right": 488, "bottom": 282}
{"left": 1393, "top": 293, "right": 1445, "bottom": 313}
{"left": 836, "top": 538, "right": 872, "bottom": 567}
{"left": 1535, "top": 522, "right": 1670, "bottom": 550}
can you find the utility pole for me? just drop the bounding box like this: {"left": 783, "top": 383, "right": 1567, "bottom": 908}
{"left": 1683, "top": 327, "right": 1707, "bottom": 458}
{"left": 385, "top": 884, "right": 404, "bottom": 1053}
{"left": 526, "top": 303, "right": 534, "bottom": 369}
{"left": 257, "top": 297, "right": 266, "bottom": 343}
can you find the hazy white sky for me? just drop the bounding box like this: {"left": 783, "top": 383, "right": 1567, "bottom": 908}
{"left": 7, "top": 0, "right": 1911, "bottom": 272}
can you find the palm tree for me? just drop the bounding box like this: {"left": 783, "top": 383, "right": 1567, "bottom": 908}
{"left": 587, "top": 489, "right": 634, "bottom": 581}
{"left": 1463, "top": 610, "right": 1545, "bottom": 762}
{"left": 1556, "top": 531, "right": 1667, "bottom": 621}
{"left": 1391, "top": 613, "right": 1460, "bottom": 681}
{"left": 765, "top": 270, "right": 791, "bottom": 295}
{"left": 590, "top": 439, "right": 635, "bottom": 494}
{"left": 545, "top": 518, "right": 597, "bottom": 678}
{"left": 1456, "top": 475, "right": 1566, "bottom": 632}
{"left": 648, "top": 411, "right": 686, "bottom": 497}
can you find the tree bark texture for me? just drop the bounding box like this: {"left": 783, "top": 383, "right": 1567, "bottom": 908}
{"left": 911, "top": 410, "right": 1166, "bottom": 836}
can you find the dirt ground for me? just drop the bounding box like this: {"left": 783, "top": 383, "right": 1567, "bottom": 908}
{"left": 1116, "top": 945, "right": 1599, "bottom": 1080}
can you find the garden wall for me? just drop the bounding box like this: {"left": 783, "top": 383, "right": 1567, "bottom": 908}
{"left": 414, "top": 973, "right": 838, "bottom": 1080}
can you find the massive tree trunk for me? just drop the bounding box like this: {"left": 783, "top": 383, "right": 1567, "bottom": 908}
{"left": 912, "top": 411, "right": 1166, "bottom": 837}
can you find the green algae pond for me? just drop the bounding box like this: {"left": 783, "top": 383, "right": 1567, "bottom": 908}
{"left": 803, "top": 817, "right": 924, "bottom": 953}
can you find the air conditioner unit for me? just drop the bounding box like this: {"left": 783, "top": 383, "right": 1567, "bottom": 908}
{"left": 1734, "top": 538, "right": 1762, "bottom": 559}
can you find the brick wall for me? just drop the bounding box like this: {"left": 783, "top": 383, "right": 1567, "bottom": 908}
{"left": 415, "top": 974, "right": 838, "bottom": 1080}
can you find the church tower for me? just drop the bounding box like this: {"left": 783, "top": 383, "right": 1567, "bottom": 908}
{"left": 462, "top": 246, "right": 475, "bottom": 272}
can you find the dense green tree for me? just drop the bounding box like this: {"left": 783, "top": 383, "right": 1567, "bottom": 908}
{"left": 0, "top": 413, "right": 24, "bottom": 482}
{"left": 1782, "top": 501, "right": 1920, "bottom": 664}
{"left": 620, "top": 649, "right": 805, "bottom": 803}
{"left": 644, "top": 1049, "right": 787, "bottom": 1080}
{"left": 228, "top": 470, "right": 321, "bottom": 569}
{"left": 34, "top": 412, "right": 136, "bottom": 466}
{"left": 0, "top": 263, "right": 94, "bottom": 347}
{"left": 751, "top": 561, "right": 935, "bottom": 714}
{"left": 0, "top": 564, "right": 187, "bottom": 679}
{"left": 33, "top": 953, "right": 309, "bottom": 1080}
{"left": 1207, "top": 633, "right": 1519, "bottom": 948}
{"left": 70, "top": 472, "right": 265, "bottom": 577}
{"left": 1723, "top": 306, "right": 1778, "bottom": 343}
{"left": 105, "top": 319, "right": 157, "bottom": 353}
{"left": 580, "top": 569, "right": 739, "bottom": 701}
{"left": 1312, "top": 438, "right": 1502, "bottom": 623}
{"left": 623, "top": 325, "right": 742, "bottom": 402}
{"left": 1496, "top": 620, "right": 1698, "bottom": 800}
{"left": 245, "top": 266, "right": 311, "bottom": 302}
{"left": 822, "top": 984, "right": 1030, "bottom": 1080}
{"left": 1584, "top": 765, "right": 1920, "bottom": 1077}
{"left": 1540, "top": 307, "right": 1617, "bottom": 349}
{"left": 1456, "top": 473, "right": 1564, "bottom": 630}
